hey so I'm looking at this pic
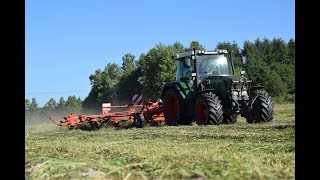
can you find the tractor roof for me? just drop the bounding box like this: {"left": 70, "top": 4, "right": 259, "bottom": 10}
{"left": 174, "top": 49, "right": 228, "bottom": 60}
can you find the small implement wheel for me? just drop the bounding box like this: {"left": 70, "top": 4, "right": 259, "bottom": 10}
{"left": 134, "top": 113, "right": 145, "bottom": 128}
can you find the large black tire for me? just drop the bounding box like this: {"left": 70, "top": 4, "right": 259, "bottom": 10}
{"left": 178, "top": 116, "right": 193, "bottom": 125}
{"left": 222, "top": 114, "right": 238, "bottom": 124}
{"left": 163, "top": 88, "right": 183, "bottom": 126}
{"left": 134, "top": 113, "right": 144, "bottom": 128}
{"left": 194, "top": 92, "right": 223, "bottom": 125}
{"left": 244, "top": 90, "right": 274, "bottom": 123}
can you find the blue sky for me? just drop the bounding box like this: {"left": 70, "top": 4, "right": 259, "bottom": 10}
{"left": 26, "top": 0, "right": 295, "bottom": 106}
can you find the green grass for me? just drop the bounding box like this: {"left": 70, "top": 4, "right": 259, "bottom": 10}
{"left": 25, "top": 104, "right": 295, "bottom": 179}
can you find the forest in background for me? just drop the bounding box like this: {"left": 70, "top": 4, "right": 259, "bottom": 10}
{"left": 25, "top": 37, "right": 295, "bottom": 123}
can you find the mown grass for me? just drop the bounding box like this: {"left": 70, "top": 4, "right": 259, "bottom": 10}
{"left": 25, "top": 104, "right": 295, "bottom": 179}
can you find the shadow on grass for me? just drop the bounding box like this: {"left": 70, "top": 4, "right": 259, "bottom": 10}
{"left": 113, "top": 120, "right": 164, "bottom": 130}
{"left": 66, "top": 120, "right": 143, "bottom": 131}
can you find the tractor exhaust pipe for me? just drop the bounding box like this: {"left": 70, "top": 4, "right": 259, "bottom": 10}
{"left": 193, "top": 48, "right": 200, "bottom": 86}
{"left": 230, "top": 51, "right": 235, "bottom": 75}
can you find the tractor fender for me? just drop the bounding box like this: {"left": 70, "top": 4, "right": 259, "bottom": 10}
{"left": 250, "top": 85, "right": 264, "bottom": 91}
{"left": 196, "top": 89, "right": 216, "bottom": 97}
{"left": 249, "top": 85, "right": 264, "bottom": 98}
{"left": 161, "top": 82, "right": 186, "bottom": 100}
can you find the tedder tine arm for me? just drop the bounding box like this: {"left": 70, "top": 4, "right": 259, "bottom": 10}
{"left": 48, "top": 116, "right": 64, "bottom": 126}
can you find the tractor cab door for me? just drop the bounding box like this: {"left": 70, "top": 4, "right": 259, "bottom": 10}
{"left": 176, "top": 56, "right": 194, "bottom": 83}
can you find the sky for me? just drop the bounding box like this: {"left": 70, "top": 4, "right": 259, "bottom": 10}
{"left": 26, "top": 0, "right": 295, "bottom": 107}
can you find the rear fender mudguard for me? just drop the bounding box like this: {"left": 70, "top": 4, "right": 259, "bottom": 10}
{"left": 161, "top": 83, "right": 186, "bottom": 100}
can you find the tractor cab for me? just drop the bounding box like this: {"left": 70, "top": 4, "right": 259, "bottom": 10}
{"left": 174, "top": 49, "right": 234, "bottom": 84}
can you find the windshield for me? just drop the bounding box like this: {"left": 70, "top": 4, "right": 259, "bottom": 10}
{"left": 197, "top": 54, "right": 231, "bottom": 80}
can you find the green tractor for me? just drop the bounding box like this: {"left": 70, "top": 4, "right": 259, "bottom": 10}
{"left": 160, "top": 48, "right": 274, "bottom": 125}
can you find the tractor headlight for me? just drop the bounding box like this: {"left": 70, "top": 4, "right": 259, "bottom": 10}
{"left": 241, "top": 91, "right": 248, "bottom": 96}
{"left": 215, "top": 49, "right": 228, "bottom": 54}
{"left": 232, "top": 91, "right": 239, "bottom": 100}
{"left": 232, "top": 91, "right": 239, "bottom": 96}
{"left": 241, "top": 91, "right": 249, "bottom": 100}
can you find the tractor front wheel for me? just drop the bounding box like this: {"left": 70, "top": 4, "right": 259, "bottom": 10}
{"left": 194, "top": 92, "right": 223, "bottom": 125}
{"left": 222, "top": 114, "right": 238, "bottom": 124}
{"left": 244, "top": 90, "right": 274, "bottom": 123}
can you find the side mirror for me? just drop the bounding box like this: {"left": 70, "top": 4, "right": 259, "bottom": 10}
{"left": 184, "top": 57, "right": 191, "bottom": 67}
{"left": 242, "top": 56, "right": 247, "bottom": 64}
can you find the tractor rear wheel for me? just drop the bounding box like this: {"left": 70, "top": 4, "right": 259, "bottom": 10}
{"left": 194, "top": 92, "right": 223, "bottom": 125}
{"left": 222, "top": 114, "right": 238, "bottom": 124}
{"left": 163, "top": 88, "right": 183, "bottom": 126}
{"left": 178, "top": 116, "right": 193, "bottom": 125}
{"left": 244, "top": 90, "right": 274, "bottom": 123}
{"left": 134, "top": 113, "right": 144, "bottom": 128}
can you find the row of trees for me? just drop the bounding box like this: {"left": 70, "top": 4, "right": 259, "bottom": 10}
{"left": 26, "top": 37, "right": 295, "bottom": 121}
{"left": 83, "top": 37, "right": 295, "bottom": 110}
{"left": 25, "top": 96, "right": 82, "bottom": 125}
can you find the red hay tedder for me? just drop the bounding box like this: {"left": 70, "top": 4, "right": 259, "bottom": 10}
{"left": 48, "top": 96, "right": 164, "bottom": 130}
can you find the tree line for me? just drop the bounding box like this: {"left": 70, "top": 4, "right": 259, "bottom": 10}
{"left": 26, "top": 37, "right": 294, "bottom": 123}
{"left": 25, "top": 96, "right": 82, "bottom": 125}
{"left": 82, "top": 37, "right": 294, "bottom": 110}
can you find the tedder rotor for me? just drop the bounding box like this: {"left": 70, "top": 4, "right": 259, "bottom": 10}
{"left": 48, "top": 96, "right": 164, "bottom": 130}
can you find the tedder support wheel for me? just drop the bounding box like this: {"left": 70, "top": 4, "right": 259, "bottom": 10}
{"left": 244, "top": 90, "right": 274, "bottom": 123}
{"left": 194, "top": 92, "right": 223, "bottom": 125}
{"left": 163, "top": 88, "right": 183, "bottom": 126}
{"left": 222, "top": 114, "right": 238, "bottom": 124}
{"left": 90, "top": 122, "right": 101, "bottom": 130}
{"left": 134, "top": 113, "right": 144, "bottom": 128}
{"left": 68, "top": 126, "right": 76, "bottom": 130}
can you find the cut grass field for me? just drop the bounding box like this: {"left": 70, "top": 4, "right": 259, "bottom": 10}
{"left": 25, "top": 103, "right": 295, "bottom": 179}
